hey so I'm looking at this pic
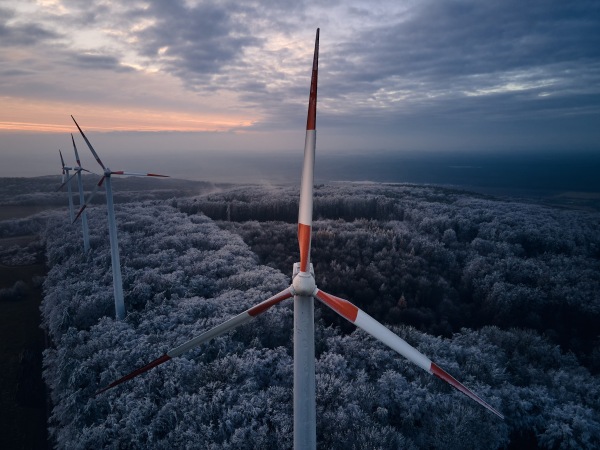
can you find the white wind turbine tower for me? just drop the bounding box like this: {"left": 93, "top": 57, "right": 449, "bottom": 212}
{"left": 58, "top": 150, "right": 75, "bottom": 222}
{"left": 95, "top": 29, "right": 503, "bottom": 449}
{"left": 71, "top": 116, "right": 168, "bottom": 320}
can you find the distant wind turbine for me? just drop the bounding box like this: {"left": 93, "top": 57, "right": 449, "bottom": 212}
{"left": 57, "top": 150, "right": 75, "bottom": 222}
{"left": 71, "top": 134, "right": 91, "bottom": 252}
{"left": 71, "top": 116, "right": 168, "bottom": 320}
{"left": 95, "top": 29, "right": 503, "bottom": 449}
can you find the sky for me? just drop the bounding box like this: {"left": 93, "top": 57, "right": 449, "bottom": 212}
{"left": 1, "top": 0, "right": 599, "bottom": 181}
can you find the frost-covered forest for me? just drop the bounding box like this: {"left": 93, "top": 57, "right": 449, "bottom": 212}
{"left": 14, "top": 179, "right": 599, "bottom": 449}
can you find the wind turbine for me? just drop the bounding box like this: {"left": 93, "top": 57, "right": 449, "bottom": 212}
{"left": 58, "top": 150, "right": 75, "bottom": 222}
{"left": 71, "top": 134, "right": 91, "bottom": 252}
{"left": 95, "top": 29, "right": 503, "bottom": 448}
{"left": 71, "top": 116, "right": 168, "bottom": 320}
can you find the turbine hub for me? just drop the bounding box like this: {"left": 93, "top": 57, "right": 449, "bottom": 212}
{"left": 292, "top": 263, "right": 317, "bottom": 297}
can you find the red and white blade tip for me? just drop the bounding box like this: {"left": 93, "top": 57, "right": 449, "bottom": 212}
{"left": 430, "top": 363, "right": 504, "bottom": 419}
{"left": 95, "top": 354, "right": 172, "bottom": 396}
{"left": 56, "top": 171, "right": 77, "bottom": 191}
{"left": 73, "top": 176, "right": 105, "bottom": 223}
{"left": 306, "top": 28, "right": 319, "bottom": 131}
{"left": 73, "top": 205, "right": 87, "bottom": 223}
{"left": 315, "top": 289, "right": 503, "bottom": 419}
{"left": 110, "top": 171, "right": 169, "bottom": 178}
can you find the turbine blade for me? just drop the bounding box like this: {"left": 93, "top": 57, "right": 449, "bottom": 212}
{"left": 95, "top": 354, "right": 171, "bottom": 396}
{"left": 59, "top": 150, "right": 66, "bottom": 182}
{"left": 297, "top": 28, "right": 319, "bottom": 273}
{"left": 71, "top": 116, "right": 106, "bottom": 170}
{"left": 306, "top": 28, "right": 319, "bottom": 132}
{"left": 59, "top": 149, "right": 66, "bottom": 169}
{"left": 95, "top": 287, "right": 293, "bottom": 395}
{"left": 110, "top": 171, "right": 169, "bottom": 177}
{"left": 73, "top": 175, "right": 105, "bottom": 223}
{"left": 314, "top": 289, "right": 504, "bottom": 419}
{"left": 56, "top": 171, "right": 78, "bottom": 191}
{"left": 71, "top": 133, "right": 82, "bottom": 168}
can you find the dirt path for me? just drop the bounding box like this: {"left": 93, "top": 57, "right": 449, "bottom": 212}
{"left": 0, "top": 263, "right": 48, "bottom": 449}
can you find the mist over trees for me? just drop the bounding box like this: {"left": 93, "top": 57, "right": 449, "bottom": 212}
{"left": 39, "top": 182, "right": 600, "bottom": 449}
{"left": 0, "top": 176, "right": 218, "bottom": 208}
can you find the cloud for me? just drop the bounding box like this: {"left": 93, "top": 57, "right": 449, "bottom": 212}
{"left": 134, "top": 2, "right": 256, "bottom": 80}
{"left": 68, "top": 53, "right": 134, "bottom": 72}
{"left": 0, "top": 7, "right": 61, "bottom": 46}
{"left": 324, "top": 0, "right": 600, "bottom": 120}
{"left": 0, "top": 9, "right": 57, "bottom": 80}
{"left": 0, "top": 0, "right": 598, "bottom": 151}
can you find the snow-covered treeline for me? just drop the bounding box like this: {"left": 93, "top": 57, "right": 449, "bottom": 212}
{"left": 41, "top": 184, "right": 600, "bottom": 449}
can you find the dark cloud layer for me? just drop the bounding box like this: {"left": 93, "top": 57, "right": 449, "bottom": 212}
{"left": 68, "top": 53, "right": 134, "bottom": 72}
{"left": 135, "top": 2, "right": 256, "bottom": 84}
{"left": 327, "top": 0, "right": 600, "bottom": 119}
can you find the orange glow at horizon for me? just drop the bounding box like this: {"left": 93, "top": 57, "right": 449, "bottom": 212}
{"left": 0, "top": 97, "right": 257, "bottom": 133}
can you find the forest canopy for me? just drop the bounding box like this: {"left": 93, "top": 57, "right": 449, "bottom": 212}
{"left": 38, "top": 182, "right": 600, "bottom": 449}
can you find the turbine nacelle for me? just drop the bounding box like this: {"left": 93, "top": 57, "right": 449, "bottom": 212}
{"left": 292, "top": 262, "right": 317, "bottom": 297}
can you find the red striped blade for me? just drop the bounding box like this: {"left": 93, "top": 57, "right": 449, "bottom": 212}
{"left": 306, "top": 28, "right": 319, "bottom": 132}
{"left": 73, "top": 175, "right": 105, "bottom": 223}
{"left": 95, "top": 288, "right": 293, "bottom": 395}
{"left": 71, "top": 116, "right": 106, "bottom": 170}
{"left": 59, "top": 149, "right": 66, "bottom": 169}
{"left": 430, "top": 363, "right": 504, "bottom": 418}
{"left": 167, "top": 287, "right": 292, "bottom": 357}
{"left": 59, "top": 150, "right": 66, "bottom": 183}
{"left": 71, "top": 133, "right": 82, "bottom": 167}
{"left": 297, "top": 28, "right": 319, "bottom": 273}
{"left": 314, "top": 289, "right": 503, "bottom": 418}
